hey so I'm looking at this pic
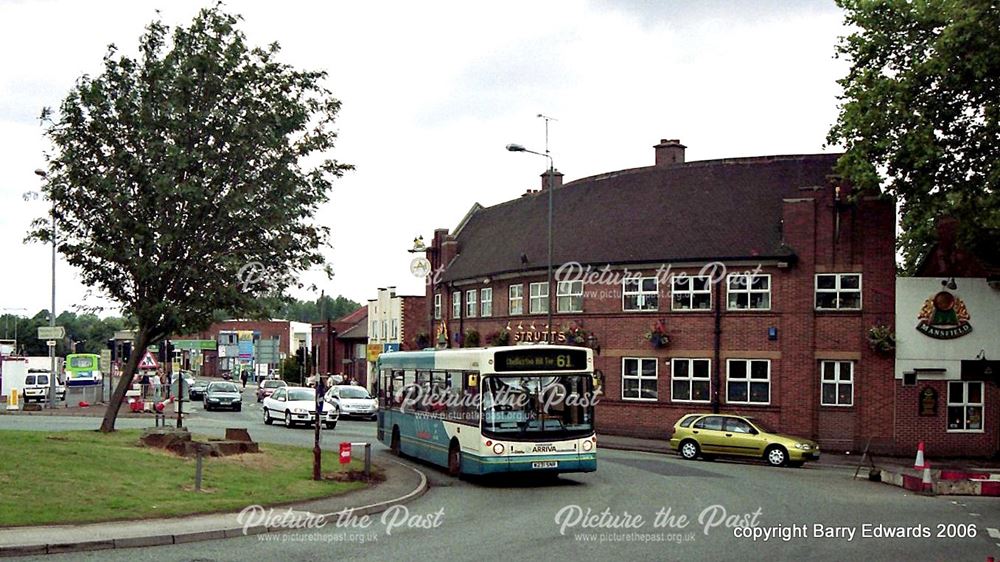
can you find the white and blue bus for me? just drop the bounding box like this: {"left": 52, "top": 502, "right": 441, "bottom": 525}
{"left": 376, "top": 345, "right": 597, "bottom": 476}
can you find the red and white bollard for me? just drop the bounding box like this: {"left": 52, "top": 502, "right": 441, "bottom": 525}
{"left": 914, "top": 441, "right": 926, "bottom": 469}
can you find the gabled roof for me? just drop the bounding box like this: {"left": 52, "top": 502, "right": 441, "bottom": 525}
{"left": 335, "top": 306, "right": 368, "bottom": 325}
{"left": 441, "top": 154, "right": 839, "bottom": 282}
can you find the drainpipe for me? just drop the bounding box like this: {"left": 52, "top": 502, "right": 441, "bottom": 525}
{"left": 713, "top": 279, "right": 722, "bottom": 414}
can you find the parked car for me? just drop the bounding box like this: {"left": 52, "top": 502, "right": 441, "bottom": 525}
{"left": 204, "top": 381, "right": 243, "bottom": 411}
{"left": 324, "top": 385, "right": 377, "bottom": 420}
{"left": 257, "top": 379, "right": 287, "bottom": 402}
{"left": 188, "top": 380, "right": 210, "bottom": 401}
{"left": 262, "top": 386, "right": 338, "bottom": 429}
{"left": 23, "top": 371, "right": 65, "bottom": 402}
{"left": 668, "top": 413, "right": 820, "bottom": 467}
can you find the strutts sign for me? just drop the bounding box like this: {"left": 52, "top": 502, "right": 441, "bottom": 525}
{"left": 916, "top": 290, "right": 973, "bottom": 339}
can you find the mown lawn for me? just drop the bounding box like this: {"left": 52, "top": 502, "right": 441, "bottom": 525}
{"left": 0, "top": 429, "right": 367, "bottom": 526}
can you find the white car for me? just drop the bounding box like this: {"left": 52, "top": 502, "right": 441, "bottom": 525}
{"left": 325, "top": 385, "right": 378, "bottom": 420}
{"left": 262, "top": 386, "right": 338, "bottom": 429}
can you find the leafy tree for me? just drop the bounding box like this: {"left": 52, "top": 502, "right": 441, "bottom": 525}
{"left": 30, "top": 6, "right": 351, "bottom": 431}
{"left": 828, "top": 0, "right": 1000, "bottom": 272}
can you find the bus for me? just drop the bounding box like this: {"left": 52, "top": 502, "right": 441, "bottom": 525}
{"left": 64, "top": 353, "right": 102, "bottom": 386}
{"left": 375, "top": 345, "right": 597, "bottom": 477}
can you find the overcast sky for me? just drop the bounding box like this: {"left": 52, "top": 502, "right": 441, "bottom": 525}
{"left": 0, "top": 0, "right": 848, "bottom": 319}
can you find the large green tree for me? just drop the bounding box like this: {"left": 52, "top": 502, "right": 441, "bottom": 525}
{"left": 30, "top": 6, "right": 351, "bottom": 431}
{"left": 828, "top": 0, "right": 1000, "bottom": 272}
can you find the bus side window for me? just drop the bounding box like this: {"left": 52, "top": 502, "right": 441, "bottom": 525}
{"left": 392, "top": 370, "right": 406, "bottom": 408}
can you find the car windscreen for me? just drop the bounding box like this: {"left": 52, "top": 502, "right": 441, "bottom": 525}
{"left": 337, "top": 387, "right": 371, "bottom": 399}
{"left": 287, "top": 389, "right": 315, "bottom": 401}
{"left": 208, "top": 383, "right": 239, "bottom": 393}
{"left": 263, "top": 380, "right": 286, "bottom": 389}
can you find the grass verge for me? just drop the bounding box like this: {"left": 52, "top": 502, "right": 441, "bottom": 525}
{"left": 0, "top": 429, "right": 368, "bottom": 527}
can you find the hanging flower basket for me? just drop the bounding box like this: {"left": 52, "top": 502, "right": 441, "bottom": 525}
{"left": 867, "top": 324, "right": 895, "bottom": 354}
{"left": 644, "top": 320, "right": 669, "bottom": 349}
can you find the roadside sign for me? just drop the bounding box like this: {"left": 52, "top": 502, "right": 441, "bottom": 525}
{"left": 37, "top": 326, "right": 65, "bottom": 339}
{"left": 100, "top": 350, "right": 112, "bottom": 372}
{"left": 46, "top": 340, "right": 56, "bottom": 347}
{"left": 138, "top": 351, "right": 159, "bottom": 370}
{"left": 339, "top": 442, "right": 351, "bottom": 464}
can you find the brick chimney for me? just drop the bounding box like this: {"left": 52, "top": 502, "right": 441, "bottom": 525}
{"left": 540, "top": 169, "right": 564, "bottom": 190}
{"left": 654, "top": 139, "right": 686, "bottom": 166}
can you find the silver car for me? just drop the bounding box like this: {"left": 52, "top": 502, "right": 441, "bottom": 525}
{"left": 204, "top": 381, "right": 242, "bottom": 411}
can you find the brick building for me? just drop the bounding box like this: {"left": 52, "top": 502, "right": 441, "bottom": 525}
{"left": 312, "top": 306, "right": 368, "bottom": 377}
{"left": 894, "top": 219, "right": 1000, "bottom": 456}
{"left": 420, "top": 139, "right": 897, "bottom": 451}
{"left": 178, "top": 319, "right": 312, "bottom": 378}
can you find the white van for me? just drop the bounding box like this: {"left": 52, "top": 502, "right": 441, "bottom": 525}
{"left": 23, "top": 370, "right": 66, "bottom": 402}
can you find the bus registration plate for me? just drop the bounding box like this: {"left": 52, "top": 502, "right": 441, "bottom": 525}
{"left": 532, "top": 461, "right": 558, "bottom": 469}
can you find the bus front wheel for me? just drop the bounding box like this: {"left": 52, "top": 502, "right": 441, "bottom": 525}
{"left": 390, "top": 427, "right": 401, "bottom": 456}
{"left": 447, "top": 441, "right": 462, "bottom": 477}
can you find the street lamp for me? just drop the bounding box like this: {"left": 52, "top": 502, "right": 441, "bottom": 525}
{"left": 506, "top": 143, "right": 555, "bottom": 342}
{"left": 34, "top": 168, "right": 58, "bottom": 408}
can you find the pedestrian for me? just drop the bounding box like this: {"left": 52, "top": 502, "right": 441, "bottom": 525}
{"left": 240, "top": 369, "right": 248, "bottom": 390}
{"left": 140, "top": 371, "right": 150, "bottom": 399}
{"left": 151, "top": 371, "right": 162, "bottom": 401}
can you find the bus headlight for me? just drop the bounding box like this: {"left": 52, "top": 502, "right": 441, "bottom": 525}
{"left": 583, "top": 440, "right": 593, "bottom": 452}
{"left": 492, "top": 443, "right": 504, "bottom": 455}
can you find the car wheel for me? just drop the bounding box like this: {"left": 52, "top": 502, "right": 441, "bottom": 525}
{"left": 679, "top": 440, "right": 700, "bottom": 460}
{"left": 235, "top": 405, "right": 242, "bottom": 412}
{"left": 285, "top": 411, "right": 293, "bottom": 427}
{"left": 447, "top": 441, "right": 462, "bottom": 477}
{"left": 390, "top": 426, "right": 401, "bottom": 456}
{"left": 324, "top": 421, "right": 335, "bottom": 429}
{"left": 204, "top": 404, "right": 211, "bottom": 412}
{"left": 263, "top": 408, "right": 273, "bottom": 425}
{"left": 766, "top": 446, "right": 788, "bottom": 467}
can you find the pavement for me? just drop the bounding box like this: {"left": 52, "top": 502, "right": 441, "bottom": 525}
{"left": 0, "top": 457, "right": 427, "bottom": 558}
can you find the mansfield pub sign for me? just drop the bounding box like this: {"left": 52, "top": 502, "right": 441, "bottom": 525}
{"left": 916, "top": 290, "right": 973, "bottom": 340}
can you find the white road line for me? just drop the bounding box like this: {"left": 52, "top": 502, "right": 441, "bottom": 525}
{"left": 968, "top": 513, "right": 980, "bottom": 517}
{"left": 986, "top": 527, "right": 1000, "bottom": 539}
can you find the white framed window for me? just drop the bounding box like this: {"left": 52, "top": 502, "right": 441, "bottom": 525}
{"left": 391, "top": 319, "right": 398, "bottom": 340}
{"left": 382, "top": 320, "right": 388, "bottom": 340}
{"left": 815, "top": 273, "right": 862, "bottom": 310}
{"left": 452, "top": 291, "right": 461, "bottom": 319}
{"left": 622, "top": 357, "right": 658, "bottom": 401}
{"left": 727, "top": 273, "right": 771, "bottom": 310}
{"left": 820, "top": 361, "right": 853, "bottom": 406}
{"left": 481, "top": 288, "right": 493, "bottom": 317}
{"left": 624, "top": 277, "right": 658, "bottom": 311}
{"left": 529, "top": 282, "right": 549, "bottom": 314}
{"left": 672, "top": 275, "right": 712, "bottom": 310}
{"left": 371, "top": 321, "right": 378, "bottom": 342}
{"left": 948, "top": 381, "right": 984, "bottom": 432}
{"left": 433, "top": 294, "right": 441, "bottom": 320}
{"left": 509, "top": 284, "right": 524, "bottom": 315}
{"left": 557, "top": 281, "right": 583, "bottom": 312}
{"left": 671, "top": 358, "right": 711, "bottom": 403}
{"left": 726, "top": 359, "right": 770, "bottom": 405}
{"left": 466, "top": 289, "right": 477, "bottom": 318}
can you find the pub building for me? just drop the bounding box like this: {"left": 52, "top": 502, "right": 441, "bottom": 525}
{"left": 894, "top": 218, "right": 1000, "bottom": 456}
{"left": 418, "top": 139, "right": 898, "bottom": 452}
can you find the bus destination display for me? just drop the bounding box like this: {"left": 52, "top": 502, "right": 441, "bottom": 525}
{"left": 494, "top": 348, "right": 588, "bottom": 372}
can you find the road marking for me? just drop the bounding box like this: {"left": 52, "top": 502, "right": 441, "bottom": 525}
{"left": 987, "top": 527, "right": 1000, "bottom": 539}
{"left": 968, "top": 513, "right": 980, "bottom": 517}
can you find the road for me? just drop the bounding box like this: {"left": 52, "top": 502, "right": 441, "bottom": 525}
{"left": 5, "top": 388, "right": 1000, "bottom": 561}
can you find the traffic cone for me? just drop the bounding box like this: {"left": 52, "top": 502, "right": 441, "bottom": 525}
{"left": 914, "top": 441, "right": 926, "bottom": 469}
{"left": 921, "top": 462, "right": 934, "bottom": 494}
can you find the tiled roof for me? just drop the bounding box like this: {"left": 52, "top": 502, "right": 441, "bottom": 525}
{"left": 442, "top": 154, "right": 840, "bottom": 282}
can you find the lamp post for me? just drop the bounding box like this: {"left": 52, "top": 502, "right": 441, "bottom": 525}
{"left": 506, "top": 143, "right": 555, "bottom": 342}
{"left": 33, "top": 169, "right": 58, "bottom": 408}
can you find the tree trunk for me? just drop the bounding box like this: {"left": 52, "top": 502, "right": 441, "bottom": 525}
{"left": 100, "top": 328, "right": 151, "bottom": 433}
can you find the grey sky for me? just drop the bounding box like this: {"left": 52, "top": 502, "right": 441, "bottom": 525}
{"left": 0, "top": 0, "right": 847, "bottom": 318}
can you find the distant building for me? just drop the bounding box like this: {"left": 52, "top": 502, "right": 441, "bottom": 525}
{"left": 363, "top": 287, "right": 428, "bottom": 390}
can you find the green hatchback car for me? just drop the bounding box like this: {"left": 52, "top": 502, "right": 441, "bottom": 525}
{"left": 668, "top": 413, "right": 820, "bottom": 467}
